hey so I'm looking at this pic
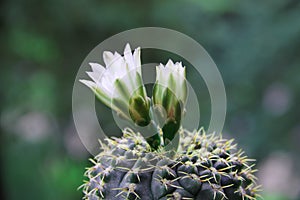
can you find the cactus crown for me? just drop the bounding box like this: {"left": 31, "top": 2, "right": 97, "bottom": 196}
{"left": 80, "top": 128, "right": 261, "bottom": 200}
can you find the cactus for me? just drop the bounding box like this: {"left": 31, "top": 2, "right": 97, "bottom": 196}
{"left": 79, "top": 44, "right": 261, "bottom": 200}
{"left": 81, "top": 128, "right": 260, "bottom": 200}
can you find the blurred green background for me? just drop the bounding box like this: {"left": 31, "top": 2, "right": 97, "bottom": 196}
{"left": 1, "top": 0, "right": 300, "bottom": 199}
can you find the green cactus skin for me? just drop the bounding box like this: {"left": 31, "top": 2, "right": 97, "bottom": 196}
{"left": 80, "top": 128, "right": 260, "bottom": 200}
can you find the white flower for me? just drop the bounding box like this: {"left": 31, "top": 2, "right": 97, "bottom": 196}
{"left": 80, "top": 44, "right": 141, "bottom": 100}
{"left": 152, "top": 59, "right": 187, "bottom": 146}
{"left": 80, "top": 44, "right": 150, "bottom": 124}
{"left": 153, "top": 59, "right": 187, "bottom": 107}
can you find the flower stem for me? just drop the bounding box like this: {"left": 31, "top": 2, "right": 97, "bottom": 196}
{"left": 145, "top": 133, "right": 161, "bottom": 150}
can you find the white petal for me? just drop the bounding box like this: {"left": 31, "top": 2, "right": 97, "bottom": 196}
{"left": 155, "top": 66, "right": 160, "bottom": 80}
{"left": 157, "top": 64, "right": 169, "bottom": 87}
{"left": 103, "top": 51, "right": 114, "bottom": 67}
{"left": 124, "top": 43, "right": 132, "bottom": 53}
{"left": 80, "top": 79, "right": 113, "bottom": 99}
{"left": 89, "top": 63, "right": 105, "bottom": 74}
{"left": 106, "top": 56, "right": 126, "bottom": 80}
{"left": 133, "top": 47, "right": 141, "bottom": 74}
{"left": 113, "top": 51, "right": 123, "bottom": 60}
{"left": 86, "top": 71, "right": 101, "bottom": 84}
{"left": 124, "top": 43, "right": 135, "bottom": 69}
{"left": 166, "top": 59, "right": 174, "bottom": 69}
{"left": 101, "top": 74, "right": 114, "bottom": 92}
{"left": 79, "top": 79, "right": 97, "bottom": 89}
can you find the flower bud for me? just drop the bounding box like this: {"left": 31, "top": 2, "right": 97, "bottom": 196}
{"left": 153, "top": 59, "right": 187, "bottom": 146}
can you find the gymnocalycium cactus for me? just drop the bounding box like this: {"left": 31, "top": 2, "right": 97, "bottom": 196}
{"left": 79, "top": 44, "right": 261, "bottom": 200}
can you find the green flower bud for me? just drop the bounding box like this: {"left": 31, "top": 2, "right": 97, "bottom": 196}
{"left": 153, "top": 59, "right": 187, "bottom": 146}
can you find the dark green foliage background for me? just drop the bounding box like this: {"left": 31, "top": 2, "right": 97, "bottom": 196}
{"left": 0, "top": 0, "right": 299, "bottom": 199}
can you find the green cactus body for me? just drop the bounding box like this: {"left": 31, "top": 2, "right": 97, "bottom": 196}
{"left": 81, "top": 128, "right": 260, "bottom": 200}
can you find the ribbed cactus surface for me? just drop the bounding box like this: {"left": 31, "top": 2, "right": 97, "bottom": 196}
{"left": 81, "top": 128, "right": 260, "bottom": 200}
